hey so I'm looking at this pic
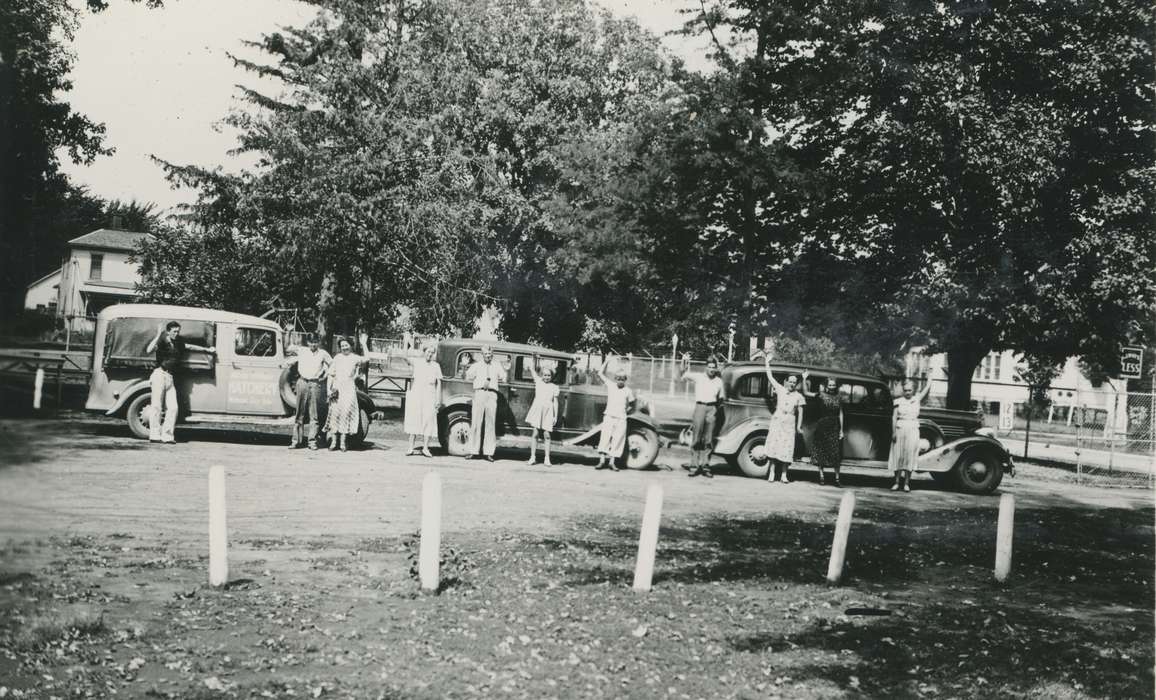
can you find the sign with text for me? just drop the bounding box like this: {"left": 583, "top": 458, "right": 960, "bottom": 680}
{"left": 999, "top": 401, "right": 1015, "bottom": 432}
{"left": 1120, "top": 346, "right": 1144, "bottom": 380}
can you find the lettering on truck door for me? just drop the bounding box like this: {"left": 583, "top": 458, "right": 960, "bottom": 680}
{"left": 224, "top": 325, "right": 284, "bottom": 414}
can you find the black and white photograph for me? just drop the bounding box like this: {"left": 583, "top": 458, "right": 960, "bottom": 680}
{"left": 1, "top": 0, "right": 1153, "bottom": 697}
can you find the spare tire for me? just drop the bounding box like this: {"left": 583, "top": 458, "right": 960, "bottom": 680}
{"left": 279, "top": 365, "right": 299, "bottom": 409}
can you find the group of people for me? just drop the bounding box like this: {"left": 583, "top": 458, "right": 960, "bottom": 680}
{"left": 400, "top": 344, "right": 633, "bottom": 469}
{"left": 148, "top": 323, "right": 934, "bottom": 490}
{"left": 681, "top": 351, "right": 933, "bottom": 491}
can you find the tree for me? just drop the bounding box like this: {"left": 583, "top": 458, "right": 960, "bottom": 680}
{"left": 142, "top": 0, "right": 677, "bottom": 346}
{"left": 686, "top": 0, "right": 1155, "bottom": 406}
{"left": 0, "top": 0, "right": 110, "bottom": 314}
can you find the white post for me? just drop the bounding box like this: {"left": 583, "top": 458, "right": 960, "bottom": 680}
{"left": 668, "top": 335, "right": 678, "bottom": 396}
{"left": 632, "top": 483, "right": 664, "bottom": 593}
{"left": 994, "top": 493, "right": 1015, "bottom": 583}
{"left": 419, "top": 472, "right": 442, "bottom": 592}
{"left": 33, "top": 368, "right": 44, "bottom": 410}
{"left": 208, "top": 465, "right": 228, "bottom": 587}
{"left": 826, "top": 491, "right": 856, "bottom": 585}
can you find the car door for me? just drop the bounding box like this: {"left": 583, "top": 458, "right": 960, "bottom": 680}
{"left": 221, "top": 324, "right": 285, "bottom": 415}
{"left": 840, "top": 380, "right": 892, "bottom": 462}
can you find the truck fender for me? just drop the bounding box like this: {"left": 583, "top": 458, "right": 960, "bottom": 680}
{"left": 106, "top": 379, "right": 152, "bottom": 416}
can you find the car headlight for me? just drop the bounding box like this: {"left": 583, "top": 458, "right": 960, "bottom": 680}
{"left": 975, "top": 427, "right": 995, "bottom": 438}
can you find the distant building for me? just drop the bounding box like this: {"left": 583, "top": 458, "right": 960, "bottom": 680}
{"left": 905, "top": 347, "right": 1131, "bottom": 434}
{"left": 24, "top": 269, "right": 63, "bottom": 314}
{"left": 23, "top": 228, "right": 150, "bottom": 333}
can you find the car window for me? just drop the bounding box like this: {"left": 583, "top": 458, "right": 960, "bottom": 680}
{"left": 235, "top": 327, "right": 277, "bottom": 357}
{"left": 841, "top": 382, "right": 889, "bottom": 406}
{"left": 456, "top": 351, "right": 511, "bottom": 379}
{"left": 514, "top": 356, "right": 568, "bottom": 385}
{"left": 737, "top": 373, "right": 767, "bottom": 398}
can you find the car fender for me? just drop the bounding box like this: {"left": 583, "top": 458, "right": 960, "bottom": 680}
{"left": 714, "top": 416, "right": 772, "bottom": 456}
{"left": 439, "top": 394, "right": 475, "bottom": 415}
{"left": 561, "top": 412, "right": 659, "bottom": 448}
{"left": 917, "top": 434, "right": 1013, "bottom": 474}
{"left": 105, "top": 379, "right": 152, "bottom": 416}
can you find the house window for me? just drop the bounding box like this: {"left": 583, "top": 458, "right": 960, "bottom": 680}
{"left": 974, "top": 352, "right": 1003, "bottom": 381}
{"left": 89, "top": 254, "right": 103, "bottom": 281}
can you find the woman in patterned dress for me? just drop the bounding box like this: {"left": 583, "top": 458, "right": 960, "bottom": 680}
{"left": 800, "top": 372, "right": 845, "bottom": 486}
{"left": 763, "top": 353, "right": 806, "bottom": 484}
{"left": 403, "top": 344, "right": 443, "bottom": 457}
{"left": 326, "top": 337, "right": 367, "bottom": 452}
{"left": 889, "top": 379, "right": 932, "bottom": 492}
{"left": 524, "top": 355, "right": 560, "bottom": 466}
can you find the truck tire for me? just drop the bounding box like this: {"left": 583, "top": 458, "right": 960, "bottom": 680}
{"left": 623, "top": 424, "right": 659, "bottom": 470}
{"left": 441, "top": 409, "right": 472, "bottom": 457}
{"left": 279, "top": 366, "right": 299, "bottom": 408}
{"left": 126, "top": 392, "right": 152, "bottom": 440}
{"left": 346, "top": 407, "right": 371, "bottom": 447}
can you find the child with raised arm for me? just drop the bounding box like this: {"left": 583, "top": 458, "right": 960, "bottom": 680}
{"left": 524, "top": 354, "right": 560, "bottom": 466}
{"left": 594, "top": 355, "right": 635, "bottom": 471}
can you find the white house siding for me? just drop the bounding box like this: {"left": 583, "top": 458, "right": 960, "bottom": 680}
{"left": 24, "top": 270, "right": 62, "bottom": 311}
{"left": 59, "top": 249, "right": 142, "bottom": 332}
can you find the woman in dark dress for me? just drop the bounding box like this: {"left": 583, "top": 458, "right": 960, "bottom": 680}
{"left": 802, "top": 372, "right": 845, "bottom": 486}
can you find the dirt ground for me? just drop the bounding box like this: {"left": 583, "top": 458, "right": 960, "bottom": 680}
{"left": 1, "top": 414, "right": 1153, "bottom": 699}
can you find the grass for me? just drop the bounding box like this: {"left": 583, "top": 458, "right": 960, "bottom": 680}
{"left": 0, "top": 500, "right": 1151, "bottom": 699}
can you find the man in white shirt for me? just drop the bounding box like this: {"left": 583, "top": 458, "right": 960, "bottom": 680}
{"left": 465, "top": 346, "right": 505, "bottom": 461}
{"left": 290, "top": 334, "right": 333, "bottom": 450}
{"left": 682, "top": 355, "right": 726, "bottom": 478}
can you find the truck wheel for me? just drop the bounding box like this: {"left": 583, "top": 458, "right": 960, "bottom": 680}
{"left": 952, "top": 450, "right": 1003, "bottom": 494}
{"left": 735, "top": 432, "right": 771, "bottom": 479}
{"left": 126, "top": 393, "right": 152, "bottom": 440}
{"left": 346, "top": 408, "right": 371, "bottom": 448}
{"left": 623, "top": 425, "right": 659, "bottom": 470}
{"left": 279, "top": 366, "right": 299, "bottom": 408}
{"left": 442, "top": 409, "right": 472, "bottom": 457}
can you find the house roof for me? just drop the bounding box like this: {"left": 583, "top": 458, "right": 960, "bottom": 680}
{"left": 25, "top": 268, "right": 62, "bottom": 290}
{"left": 68, "top": 228, "right": 150, "bottom": 252}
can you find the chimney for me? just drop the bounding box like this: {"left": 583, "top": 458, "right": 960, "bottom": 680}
{"left": 111, "top": 214, "right": 124, "bottom": 230}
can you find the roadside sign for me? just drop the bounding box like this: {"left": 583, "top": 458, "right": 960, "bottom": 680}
{"left": 1120, "top": 346, "right": 1143, "bottom": 379}
{"left": 999, "top": 401, "right": 1014, "bottom": 432}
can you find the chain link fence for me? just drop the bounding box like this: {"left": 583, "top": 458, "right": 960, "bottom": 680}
{"left": 969, "top": 383, "right": 1156, "bottom": 487}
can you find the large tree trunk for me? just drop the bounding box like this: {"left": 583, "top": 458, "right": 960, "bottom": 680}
{"left": 945, "top": 346, "right": 986, "bottom": 410}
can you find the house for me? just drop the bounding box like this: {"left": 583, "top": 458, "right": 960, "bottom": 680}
{"left": 41, "top": 228, "right": 150, "bottom": 333}
{"left": 24, "top": 269, "right": 63, "bottom": 314}
{"left": 905, "top": 347, "right": 1131, "bottom": 435}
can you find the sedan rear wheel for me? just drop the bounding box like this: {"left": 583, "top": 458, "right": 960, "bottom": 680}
{"left": 735, "top": 432, "right": 771, "bottom": 479}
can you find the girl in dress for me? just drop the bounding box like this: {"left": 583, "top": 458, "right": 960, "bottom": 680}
{"left": 763, "top": 353, "right": 806, "bottom": 483}
{"left": 800, "top": 371, "right": 845, "bottom": 486}
{"left": 403, "top": 344, "right": 443, "bottom": 457}
{"left": 326, "top": 337, "right": 368, "bottom": 452}
{"left": 889, "top": 379, "right": 932, "bottom": 491}
{"left": 525, "top": 355, "right": 560, "bottom": 466}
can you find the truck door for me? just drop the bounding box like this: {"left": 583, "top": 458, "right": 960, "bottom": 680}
{"left": 222, "top": 324, "right": 285, "bottom": 415}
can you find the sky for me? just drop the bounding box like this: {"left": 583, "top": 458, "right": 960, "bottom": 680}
{"left": 59, "top": 0, "right": 711, "bottom": 213}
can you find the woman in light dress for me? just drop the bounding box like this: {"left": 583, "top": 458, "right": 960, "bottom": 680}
{"left": 763, "top": 353, "right": 806, "bottom": 483}
{"left": 889, "top": 379, "right": 932, "bottom": 492}
{"left": 403, "top": 344, "right": 443, "bottom": 457}
{"left": 326, "top": 337, "right": 368, "bottom": 452}
{"left": 525, "top": 355, "right": 560, "bottom": 466}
